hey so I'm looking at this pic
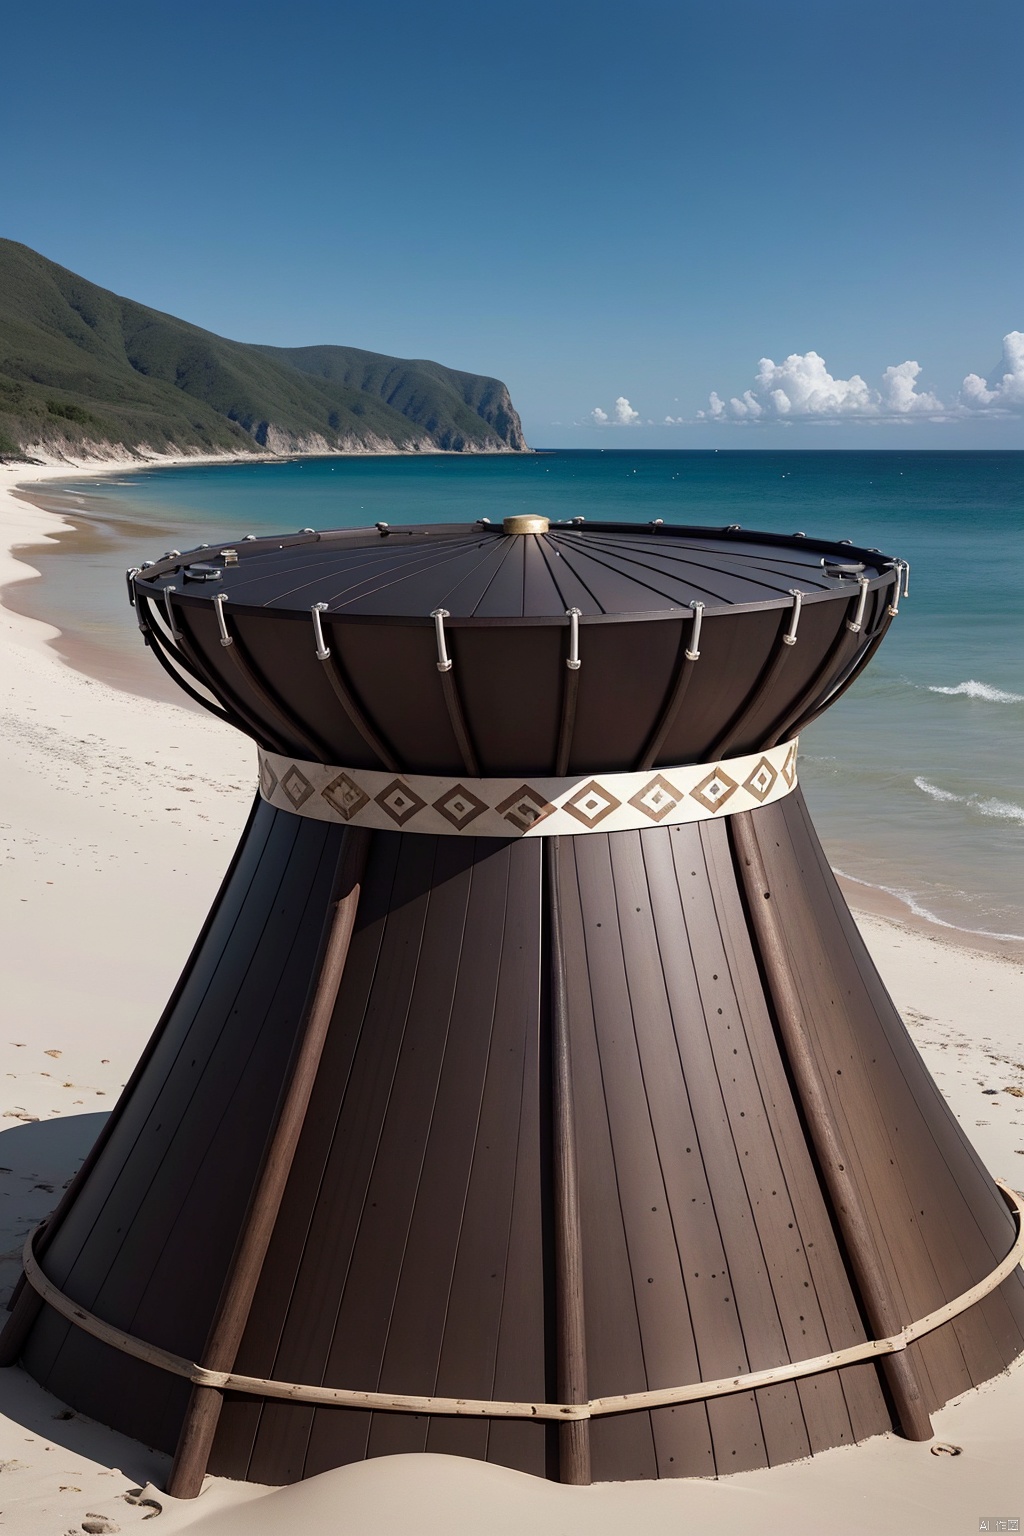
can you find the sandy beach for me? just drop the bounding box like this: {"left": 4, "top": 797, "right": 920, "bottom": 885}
{"left": 1, "top": 452, "right": 1022, "bottom": 1534}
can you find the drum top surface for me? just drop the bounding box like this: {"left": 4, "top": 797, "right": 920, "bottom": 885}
{"left": 137, "top": 521, "right": 894, "bottom": 623}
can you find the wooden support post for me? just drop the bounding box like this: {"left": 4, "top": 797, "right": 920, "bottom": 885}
{"left": 730, "top": 811, "right": 933, "bottom": 1442}
{"left": 167, "top": 826, "right": 371, "bottom": 1499}
{"left": 545, "top": 838, "right": 592, "bottom": 1485}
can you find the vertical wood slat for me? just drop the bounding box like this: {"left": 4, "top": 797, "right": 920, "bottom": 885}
{"left": 316, "top": 650, "right": 401, "bottom": 772}
{"left": 236, "top": 834, "right": 423, "bottom": 1484}
{"left": 0, "top": 798, "right": 264, "bottom": 1363}
{"left": 175, "top": 606, "right": 291, "bottom": 756}
{"left": 729, "top": 810, "right": 933, "bottom": 1442}
{"left": 546, "top": 839, "right": 591, "bottom": 1484}
{"left": 769, "top": 792, "right": 1023, "bottom": 1396}
{"left": 697, "top": 820, "right": 890, "bottom": 1449}
{"left": 557, "top": 844, "right": 658, "bottom": 1481}
{"left": 167, "top": 826, "right": 371, "bottom": 1499}
{"left": 438, "top": 668, "right": 481, "bottom": 777}
{"left": 707, "top": 613, "right": 795, "bottom": 760}
{"left": 554, "top": 668, "right": 580, "bottom": 775}
{"left": 219, "top": 619, "right": 331, "bottom": 761}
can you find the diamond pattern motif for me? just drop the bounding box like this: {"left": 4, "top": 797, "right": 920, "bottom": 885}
{"left": 280, "top": 765, "right": 314, "bottom": 809}
{"left": 563, "top": 779, "right": 622, "bottom": 829}
{"left": 260, "top": 757, "right": 279, "bottom": 800}
{"left": 495, "top": 785, "right": 555, "bottom": 833}
{"left": 433, "top": 783, "right": 488, "bottom": 830}
{"left": 628, "top": 774, "right": 682, "bottom": 823}
{"left": 258, "top": 741, "right": 798, "bottom": 836}
{"left": 690, "top": 767, "right": 738, "bottom": 814}
{"left": 743, "top": 757, "right": 778, "bottom": 803}
{"left": 374, "top": 778, "right": 428, "bottom": 826}
{"left": 322, "top": 772, "right": 370, "bottom": 821}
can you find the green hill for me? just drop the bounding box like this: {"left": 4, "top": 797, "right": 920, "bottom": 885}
{"left": 0, "top": 240, "right": 528, "bottom": 459}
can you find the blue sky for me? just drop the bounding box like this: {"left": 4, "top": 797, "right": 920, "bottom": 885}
{"left": 3, "top": 0, "right": 1021, "bottom": 447}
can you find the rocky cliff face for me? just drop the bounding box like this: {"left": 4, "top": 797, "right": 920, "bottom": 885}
{"left": 453, "top": 381, "right": 527, "bottom": 452}
{"left": 0, "top": 240, "right": 531, "bottom": 460}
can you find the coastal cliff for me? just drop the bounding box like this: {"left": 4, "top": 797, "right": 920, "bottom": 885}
{"left": 0, "top": 240, "right": 528, "bottom": 460}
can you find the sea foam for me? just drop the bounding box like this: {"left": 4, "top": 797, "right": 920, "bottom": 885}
{"left": 833, "top": 867, "right": 1024, "bottom": 943}
{"left": 928, "top": 679, "right": 1024, "bottom": 704}
{"left": 914, "top": 777, "right": 1024, "bottom": 826}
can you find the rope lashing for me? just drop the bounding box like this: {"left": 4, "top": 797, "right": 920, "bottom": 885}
{"left": 431, "top": 609, "right": 452, "bottom": 673}
{"left": 565, "top": 608, "right": 582, "bottom": 671}
{"left": 19, "top": 1180, "right": 1024, "bottom": 1423}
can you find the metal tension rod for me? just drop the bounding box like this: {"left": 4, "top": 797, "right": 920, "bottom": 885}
{"left": 554, "top": 609, "right": 583, "bottom": 775}
{"left": 636, "top": 600, "right": 704, "bottom": 770}
{"left": 545, "top": 838, "right": 591, "bottom": 1485}
{"left": 730, "top": 811, "right": 933, "bottom": 1443}
{"left": 311, "top": 604, "right": 401, "bottom": 772}
{"left": 430, "top": 609, "right": 481, "bottom": 777}
{"left": 707, "top": 590, "right": 804, "bottom": 761}
{"left": 214, "top": 594, "right": 331, "bottom": 760}
{"left": 787, "top": 572, "right": 900, "bottom": 738}
{"left": 763, "top": 577, "right": 871, "bottom": 749}
{"left": 167, "top": 826, "right": 372, "bottom": 1500}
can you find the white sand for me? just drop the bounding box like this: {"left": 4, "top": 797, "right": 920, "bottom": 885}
{"left": 1, "top": 454, "right": 1022, "bottom": 1534}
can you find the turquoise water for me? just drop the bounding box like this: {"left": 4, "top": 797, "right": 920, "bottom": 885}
{"left": 15, "top": 449, "right": 1024, "bottom": 941}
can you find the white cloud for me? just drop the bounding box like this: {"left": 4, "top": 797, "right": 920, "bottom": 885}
{"left": 961, "top": 332, "right": 1024, "bottom": 413}
{"left": 590, "top": 396, "right": 641, "bottom": 426}
{"left": 699, "top": 349, "right": 947, "bottom": 421}
{"left": 879, "top": 361, "right": 944, "bottom": 414}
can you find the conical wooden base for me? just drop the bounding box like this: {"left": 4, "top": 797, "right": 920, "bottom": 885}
{"left": 13, "top": 793, "right": 1024, "bottom": 1484}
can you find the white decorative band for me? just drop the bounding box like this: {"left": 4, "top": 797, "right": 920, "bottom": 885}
{"left": 256, "top": 740, "right": 799, "bottom": 837}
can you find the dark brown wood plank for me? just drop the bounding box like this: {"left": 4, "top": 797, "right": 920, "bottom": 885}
{"left": 26, "top": 810, "right": 301, "bottom": 1346}
{"left": 358, "top": 841, "right": 514, "bottom": 1463}
{"left": 471, "top": 538, "right": 527, "bottom": 617}
{"left": 571, "top": 835, "right": 711, "bottom": 1476}
{"left": 26, "top": 816, "right": 339, "bottom": 1449}
{"left": 557, "top": 839, "right": 659, "bottom": 1481}
{"left": 772, "top": 794, "right": 1023, "bottom": 1393}
{"left": 423, "top": 841, "right": 544, "bottom": 1466}
{"left": 240, "top": 833, "right": 439, "bottom": 1484}
{"left": 296, "top": 837, "right": 478, "bottom": 1474}
{"left": 607, "top": 830, "right": 770, "bottom": 1474}
{"left": 213, "top": 832, "right": 404, "bottom": 1480}
{"left": 700, "top": 818, "right": 891, "bottom": 1448}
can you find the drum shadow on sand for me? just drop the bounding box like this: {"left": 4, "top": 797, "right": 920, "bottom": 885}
{"left": 0, "top": 1112, "right": 169, "bottom": 1483}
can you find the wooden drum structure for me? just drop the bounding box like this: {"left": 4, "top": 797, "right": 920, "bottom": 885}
{"left": 5, "top": 516, "right": 1023, "bottom": 1493}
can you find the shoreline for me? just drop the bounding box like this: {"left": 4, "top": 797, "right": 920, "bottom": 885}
{"left": 3, "top": 448, "right": 1021, "bottom": 963}
{"left": 1, "top": 449, "right": 1023, "bottom": 1534}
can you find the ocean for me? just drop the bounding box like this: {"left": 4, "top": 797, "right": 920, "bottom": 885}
{"left": 11, "top": 448, "right": 1023, "bottom": 945}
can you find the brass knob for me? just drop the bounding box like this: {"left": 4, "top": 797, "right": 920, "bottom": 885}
{"left": 502, "top": 515, "right": 550, "bottom": 535}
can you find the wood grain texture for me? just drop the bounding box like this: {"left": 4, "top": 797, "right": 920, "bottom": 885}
{"left": 16, "top": 782, "right": 1022, "bottom": 1485}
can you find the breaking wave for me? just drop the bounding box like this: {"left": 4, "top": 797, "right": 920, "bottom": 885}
{"left": 833, "top": 868, "right": 1024, "bottom": 943}
{"left": 927, "top": 679, "right": 1024, "bottom": 704}
{"left": 913, "top": 777, "right": 1024, "bottom": 826}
